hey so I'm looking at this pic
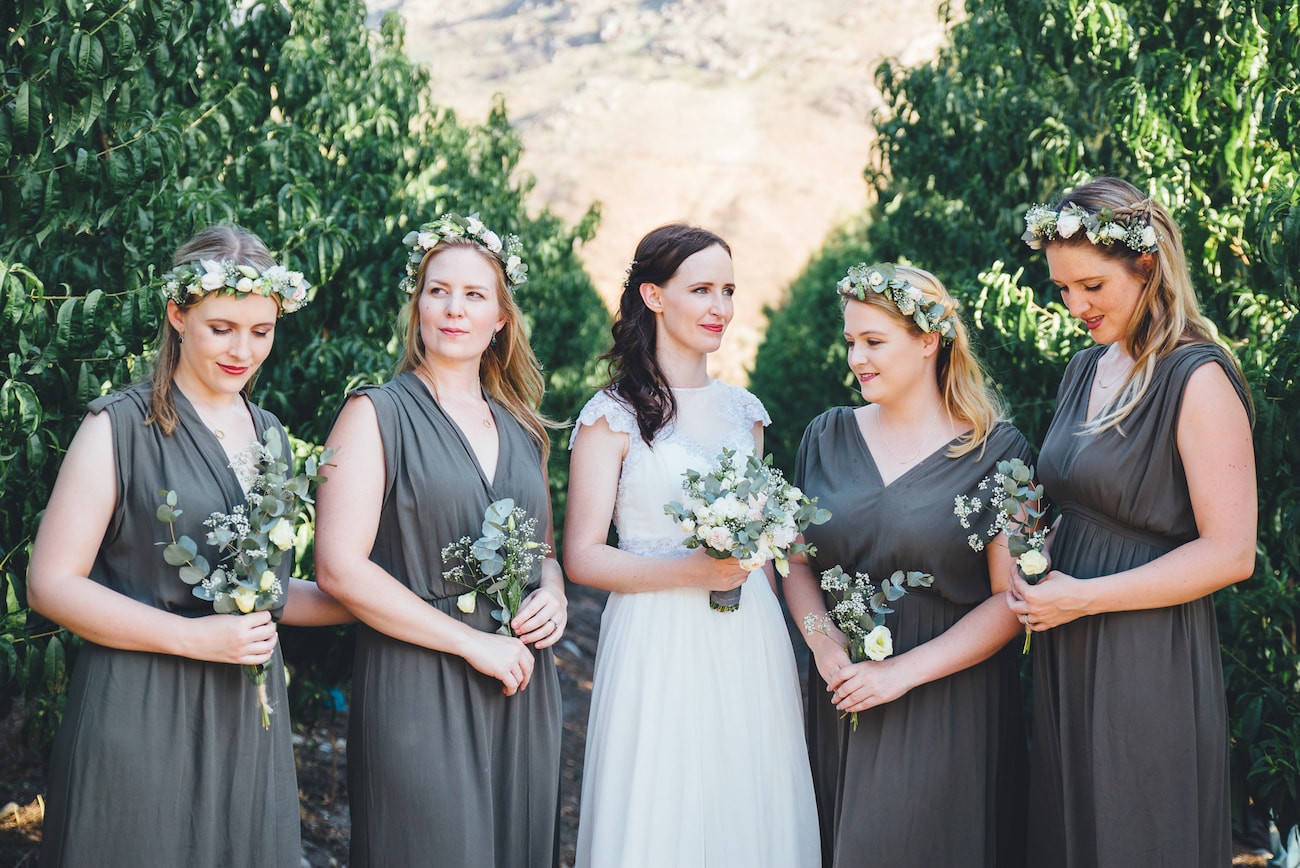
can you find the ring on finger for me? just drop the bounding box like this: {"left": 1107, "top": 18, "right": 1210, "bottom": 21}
{"left": 547, "top": 618, "right": 558, "bottom": 631}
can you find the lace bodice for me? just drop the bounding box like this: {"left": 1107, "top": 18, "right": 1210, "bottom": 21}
{"left": 570, "top": 381, "right": 771, "bottom": 558}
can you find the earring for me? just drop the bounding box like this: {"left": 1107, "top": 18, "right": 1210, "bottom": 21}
{"left": 491, "top": 331, "right": 498, "bottom": 346}
{"left": 178, "top": 335, "right": 184, "bottom": 344}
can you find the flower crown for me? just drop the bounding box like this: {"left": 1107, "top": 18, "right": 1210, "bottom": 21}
{"left": 162, "top": 259, "right": 311, "bottom": 314}
{"left": 400, "top": 212, "right": 528, "bottom": 295}
{"left": 837, "top": 262, "right": 958, "bottom": 344}
{"left": 1022, "top": 202, "right": 1159, "bottom": 254}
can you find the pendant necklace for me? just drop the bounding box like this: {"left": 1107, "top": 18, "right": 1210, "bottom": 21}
{"left": 876, "top": 403, "right": 942, "bottom": 465}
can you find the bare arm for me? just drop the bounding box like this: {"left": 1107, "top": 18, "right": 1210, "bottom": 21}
{"left": 27, "top": 412, "right": 279, "bottom": 666}
{"left": 561, "top": 415, "right": 750, "bottom": 594}
{"left": 1010, "top": 362, "right": 1256, "bottom": 629}
{"left": 313, "top": 394, "right": 534, "bottom": 694}
{"left": 280, "top": 578, "right": 355, "bottom": 626}
{"left": 783, "top": 547, "right": 851, "bottom": 684}
{"left": 829, "top": 538, "right": 1023, "bottom": 713}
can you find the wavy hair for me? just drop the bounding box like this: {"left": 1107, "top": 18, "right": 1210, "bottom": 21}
{"left": 603, "top": 224, "right": 731, "bottom": 444}
{"left": 1041, "top": 177, "right": 1246, "bottom": 434}
{"left": 147, "top": 225, "right": 277, "bottom": 436}
{"left": 396, "top": 240, "right": 557, "bottom": 462}
{"left": 839, "top": 264, "right": 1005, "bottom": 457}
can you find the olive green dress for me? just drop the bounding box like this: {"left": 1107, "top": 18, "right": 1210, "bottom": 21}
{"left": 345, "top": 372, "right": 562, "bottom": 868}
{"left": 1028, "top": 343, "right": 1250, "bottom": 866}
{"left": 40, "top": 383, "right": 300, "bottom": 868}
{"left": 796, "top": 412, "right": 1031, "bottom": 868}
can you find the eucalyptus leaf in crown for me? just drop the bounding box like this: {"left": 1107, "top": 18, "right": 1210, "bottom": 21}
{"left": 162, "top": 259, "right": 311, "bottom": 313}
{"left": 665, "top": 447, "right": 831, "bottom": 612}
{"left": 1022, "top": 202, "right": 1159, "bottom": 254}
{"left": 836, "top": 262, "right": 958, "bottom": 344}
{"left": 400, "top": 212, "right": 528, "bottom": 295}
{"left": 156, "top": 432, "right": 334, "bottom": 728}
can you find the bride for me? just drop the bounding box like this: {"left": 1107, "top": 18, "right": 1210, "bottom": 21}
{"left": 564, "top": 224, "right": 820, "bottom": 867}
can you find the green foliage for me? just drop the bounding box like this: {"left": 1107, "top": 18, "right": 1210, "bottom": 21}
{"left": 752, "top": 0, "right": 1300, "bottom": 830}
{"left": 1, "top": 0, "right": 608, "bottom": 740}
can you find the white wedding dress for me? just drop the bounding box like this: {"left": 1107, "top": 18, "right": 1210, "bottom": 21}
{"left": 572, "top": 380, "right": 820, "bottom": 868}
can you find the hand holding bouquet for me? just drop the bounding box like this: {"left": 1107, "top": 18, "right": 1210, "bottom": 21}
{"left": 803, "top": 565, "right": 934, "bottom": 729}
{"left": 955, "top": 457, "right": 1050, "bottom": 652}
{"left": 665, "top": 447, "right": 830, "bottom": 612}
{"left": 442, "top": 498, "right": 551, "bottom": 637}
{"left": 157, "top": 432, "right": 333, "bottom": 728}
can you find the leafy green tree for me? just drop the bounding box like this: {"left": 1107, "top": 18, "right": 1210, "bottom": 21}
{"left": 751, "top": 0, "right": 1299, "bottom": 830}
{"left": 1, "top": 0, "right": 608, "bottom": 740}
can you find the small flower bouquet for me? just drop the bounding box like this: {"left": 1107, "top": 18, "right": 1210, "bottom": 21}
{"left": 803, "top": 565, "right": 934, "bottom": 729}
{"left": 442, "top": 498, "right": 551, "bottom": 637}
{"left": 955, "top": 457, "right": 1050, "bottom": 652}
{"left": 665, "top": 447, "right": 831, "bottom": 612}
{"left": 157, "top": 432, "right": 333, "bottom": 729}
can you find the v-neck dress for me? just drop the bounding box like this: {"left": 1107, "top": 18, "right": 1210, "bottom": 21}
{"left": 40, "top": 382, "right": 301, "bottom": 868}
{"left": 796, "top": 410, "right": 1032, "bottom": 868}
{"left": 344, "top": 372, "right": 561, "bottom": 868}
{"left": 1026, "top": 343, "right": 1250, "bottom": 867}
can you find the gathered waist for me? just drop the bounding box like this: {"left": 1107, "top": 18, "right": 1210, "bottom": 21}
{"left": 1058, "top": 502, "right": 1192, "bottom": 553}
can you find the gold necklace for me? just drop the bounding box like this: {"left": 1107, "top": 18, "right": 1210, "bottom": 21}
{"left": 875, "top": 403, "right": 941, "bottom": 465}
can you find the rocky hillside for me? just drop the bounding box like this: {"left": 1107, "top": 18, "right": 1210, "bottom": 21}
{"left": 369, "top": 0, "right": 952, "bottom": 380}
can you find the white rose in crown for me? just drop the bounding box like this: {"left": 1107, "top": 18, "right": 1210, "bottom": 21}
{"left": 1018, "top": 549, "right": 1049, "bottom": 577}
{"left": 481, "top": 230, "right": 503, "bottom": 253}
{"left": 417, "top": 230, "right": 438, "bottom": 249}
{"left": 1141, "top": 226, "right": 1158, "bottom": 249}
{"left": 1055, "top": 212, "right": 1082, "bottom": 238}
{"left": 862, "top": 624, "right": 894, "bottom": 661}
{"left": 200, "top": 261, "right": 226, "bottom": 290}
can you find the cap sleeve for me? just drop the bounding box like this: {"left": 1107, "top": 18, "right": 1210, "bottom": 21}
{"left": 724, "top": 384, "right": 771, "bottom": 429}
{"left": 569, "top": 389, "right": 638, "bottom": 449}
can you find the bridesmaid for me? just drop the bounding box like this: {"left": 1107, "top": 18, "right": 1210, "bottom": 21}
{"left": 28, "top": 225, "right": 350, "bottom": 867}
{"left": 1011, "top": 177, "right": 1255, "bottom": 865}
{"left": 785, "top": 263, "right": 1031, "bottom": 867}
{"left": 314, "top": 213, "right": 566, "bottom": 868}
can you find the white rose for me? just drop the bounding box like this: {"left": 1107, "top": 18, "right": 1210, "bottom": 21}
{"left": 481, "top": 230, "right": 503, "bottom": 253}
{"left": 1018, "top": 549, "right": 1049, "bottom": 577}
{"left": 772, "top": 526, "right": 796, "bottom": 548}
{"left": 258, "top": 570, "right": 277, "bottom": 592}
{"left": 739, "top": 555, "right": 765, "bottom": 572}
{"left": 680, "top": 518, "right": 696, "bottom": 536}
{"left": 466, "top": 216, "right": 486, "bottom": 234}
{"left": 268, "top": 517, "right": 296, "bottom": 551}
{"left": 705, "top": 526, "right": 733, "bottom": 552}
{"left": 236, "top": 276, "right": 255, "bottom": 292}
{"left": 1055, "top": 213, "right": 1082, "bottom": 238}
{"left": 200, "top": 262, "right": 226, "bottom": 291}
{"left": 862, "top": 624, "right": 893, "bottom": 661}
{"left": 456, "top": 590, "right": 477, "bottom": 614}
{"left": 417, "top": 230, "right": 437, "bottom": 249}
{"left": 232, "top": 586, "right": 258, "bottom": 614}
{"left": 1103, "top": 222, "right": 1127, "bottom": 241}
{"left": 785, "top": 486, "right": 803, "bottom": 503}
{"left": 506, "top": 255, "right": 522, "bottom": 273}
{"left": 1141, "top": 226, "right": 1157, "bottom": 249}
{"left": 693, "top": 504, "right": 712, "bottom": 522}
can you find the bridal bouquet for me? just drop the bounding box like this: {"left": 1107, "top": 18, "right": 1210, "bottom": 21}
{"left": 803, "top": 565, "right": 934, "bottom": 729}
{"left": 665, "top": 447, "right": 830, "bottom": 612}
{"left": 157, "top": 432, "right": 333, "bottom": 729}
{"left": 442, "top": 498, "right": 551, "bottom": 637}
{"left": 954, "top": 457, "right": 1050, "bottom": 652}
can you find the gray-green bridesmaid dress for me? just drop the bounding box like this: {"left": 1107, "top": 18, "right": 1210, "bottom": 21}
{"left": 345, "top": 372, "right": 561, "bottom": 868}
{"left": 1027, "top": 342, "right": 1250, "bottom": 866}
{"left": 40, "top": 382, "right": 300, "bottom": 868}
{"left": 796, "top": 412, "right": 1031, "bottom": 868}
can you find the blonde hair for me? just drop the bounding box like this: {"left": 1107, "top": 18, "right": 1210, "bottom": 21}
{"left": 1042, "top": 177, "right": 1247, "bottom": 434}
{"left": 148, "top": 225, "right": 277, "bottom": 435}
{"left": 395, "top": 240, "right": 557, "bottom": 462}
{"left": 840, "top": 264, "right": 1005, "bottom": 457}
